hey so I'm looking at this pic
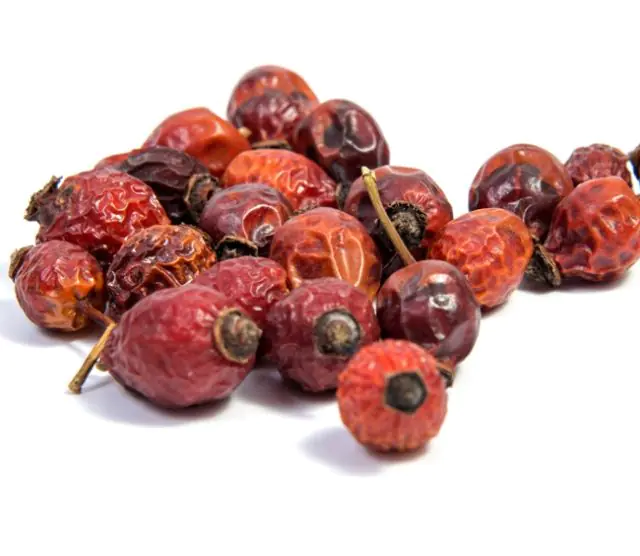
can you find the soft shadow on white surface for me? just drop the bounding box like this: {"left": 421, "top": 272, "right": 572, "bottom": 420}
{"left": 70, "top": 375, "right": 231, "bottom": 427}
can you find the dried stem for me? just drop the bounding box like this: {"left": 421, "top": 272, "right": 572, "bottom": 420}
{"left": 68, "top": 321, "right": 116, "bottom": 394}
{"left": 361, "top": 166, "right": 416, "bottom": 266}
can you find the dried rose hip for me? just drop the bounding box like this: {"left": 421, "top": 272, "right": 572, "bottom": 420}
{"left": 291, "top": 99, "right": 390, "bottom": 202}
{"left": 430, "top": 208, "right": 534, "bottom": 309}
{"left": 468, "top": 144, "right": 573, "bottom": 241}
{"left": 10, "top": 240, "right": 106, "bottom": 332}
{"left": 116, "top": 146, "right": 217, "bottom": 224}
{"left": 565, "top": 144, "right": 632, "bottom": 187}
{"left": 337, "top": 339, "right": 448, "bottom": 452}
{"left": 376, "top": 260, "right": 480, "bottom": 385}
{"left": 70, "top": 285, "right": 261, "bottom": 406}
{"left": 26, "top": 168, "right": 170, "bottom": 267}
{"left": 198, "top": 183, "right": 292, "bottom": 259}
{"left": 143, "top": 107, "right": 251, "bottom": 178}
{"left": 94, "top": 148, "right": 143, "bottom": 170}
{"left": 528, "top": 177, "right": 640, "bottom": 286}
{"left": 264, "top": 278, "right": 380, "bottom": 392}
{"left": 105, "top": 224, "right": 216, "bottom": 321}
{"left": 269, "top": 207, "right": 382, "bottom": 300}
{"left": 227, "top": 65, "right": 318, "bottom": 145}
{"left": 221, "top": 149, "right": 338, "bottom": 211}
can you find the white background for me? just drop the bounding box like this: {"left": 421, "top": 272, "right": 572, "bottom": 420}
{"left": 1, "top": 1, "right": 639, "bottom": 554}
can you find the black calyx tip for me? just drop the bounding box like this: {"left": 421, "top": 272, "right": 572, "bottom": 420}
{"left": 525, "top": 243, "right": 562, "bottom": 287}
{"left": 184, "top": 173, "right": 219, "bottom": 223}
{"left": 214, "top": 308, "right": 262, "bottom": 364}
{"left": 384, "top": 371, "right": 427, "bottom": 414}
{"left": 379, "top": 201, "right": 426, "bottom": 251}
{"left": 9, "top": 246, "right": 33, "bottom": 281}
{"left": 314, "top": 309, "right": 362, "bottom": 357}
{"left": 24, "top": 176, "right": 62, "bottom": 222}
{"left": 215, "top": 236, "right": 259, "bottom": 261}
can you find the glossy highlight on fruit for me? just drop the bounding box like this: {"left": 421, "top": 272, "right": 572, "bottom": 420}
{"left": 221, "top": 149, "right": 338, "bottom": 211}
{"left": 264, "top": 278, "right": 380, "bottom": 392}
{"left": 469, "top": 144, "right": 573, "bottom": 241}
{"left": 430, "top": 208, "right": 534, "bottom": 309}
{"left": 269, "top": 207, "right": 382, "bottom": 300}
{"left": 565, "top": 144, "right": 632, "bottom": 187}
{"left": 337, "top": 339, "right": 448, "bottom": 452}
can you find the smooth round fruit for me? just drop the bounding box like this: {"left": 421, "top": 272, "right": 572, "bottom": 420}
{"left": 565, "top": 144, "right": 632, "bottom": 187}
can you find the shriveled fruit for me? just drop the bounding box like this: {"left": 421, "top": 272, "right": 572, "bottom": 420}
{"left": 565, "top": 144, "right": 631, "bottom": 187}
{"left": 528, "top": 177, "right": 640, "bottom": 286}
{"left": 469, "top": 143, "right": 573, "bottom": 241}
{"left": 221, "top": 149, "right": 338, "bottom": 211}
{"left": 199, "top": 183, "right": 293, "bottom": 259}
{"left": 10, "top": 240, "right": 106, "bottom": 332}
{"left": 430, "top": 208, "right": 534, "bottom": 309}
{"left": 337, "top": 339, "right": 448, "bottom": 452}
{"left": 143, "top": 107, "right": 250, "bottom": 178}
{"left": 264, "top": 278, "right": 380, "bottom": 392}
{"left": 105, "top": 224, "right": 216, "bottom": 321}
{"left": 269, "top": 207, "right": 382, "bottom": 300}
{"left": 26, "top": 168, "right": 170, "bottom": 267}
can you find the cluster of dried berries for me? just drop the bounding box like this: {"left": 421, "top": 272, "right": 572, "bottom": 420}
{"left": 10, "top": 65, "right": 640, "bottom": 457}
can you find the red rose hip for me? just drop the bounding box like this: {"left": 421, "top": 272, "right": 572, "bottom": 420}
{"left": 265, "top": 278, "right": 379, "bottom": 392}
{"left": 565, "top": 144, "right": 631, "bottom": 187}
{"left": 337, "top": 340, "right": 448, "bottom": 452}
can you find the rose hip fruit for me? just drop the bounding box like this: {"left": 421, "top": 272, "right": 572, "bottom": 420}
{"left": 116, "top": 146, "right": 216, "bottom": 224}
{"left": 469, "top": 144, "right": 573, "bottom": 241}
{"left": 143, "top": 107, "right": 251, "bottom": 178}
{"left": 337, "top": 339, "right": 448, "bottom": 453}
{"left": 430, "top": 208, "right": 534, "bottom": 309}
{"left": 227, "top": 65, "right": 318, "bottom": 145}
{"left": 199, "top": 183, "right": 293, "bottom": 259}
{"left": 565, "top": 144, "right": 632, "bottom": 187}
{"left": 291, "top": 99, "right": 390, "bottom": 203}
{"left": 221, "top": 149, "right": 338, "bottom": 211}
{"left": 376, "top": 260, "right": 481, "bottom": 385}
{"left": 264, "top": 278, "right": 380, "bottom": 392}
{"left": 75, "top": 285, "right": 261, "bottom": 406}
{"left": 26, "top": 168, "right": 170, "bottom": 267}
{"left": 269, "top": 207, "right": 382, "bottom": 300}
{"left": 528, "top": 177, "right": 640, "bottom": 286}
{"left": 105, "top": 224, "right": 216, "bottom": 321}
{"left": 10, "top": 240, "right": 105, "bottom": 332}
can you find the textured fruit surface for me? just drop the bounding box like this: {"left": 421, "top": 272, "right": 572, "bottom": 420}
{"left": 291, "top": 99, "right": 389, "bottom": 198}
{"left": 264, "top": 278, "right": 379, "bottom": 392}
{"left": 32, "top": 168, "right": 170, "bottom": 267}
{"left": 469, "top": 144, "right": 573, "bottom": 241}
{"left": 193, "top": 257, "right": 289, "bottom": 329}
{"left": 337, "top": 339, "right": 447, "bottom": 452}
{"left": 199, "top": 183, "right": 292, "bottom": 258}
{"left": 221, "top": 149, "right": 337, "bottom": 211}
{"left": 564, "top": 144, "right": 632, "bottom": 187}
{"left": 117, "top": 146, "right": 211, "bottom": 223}
{"left": 430, "top": 208, "right": 534, "bottom": 309}
{"left": 12, "top": 240, "right": 104, "bottom": 331}
{"left": 543, "top": 177, "right": 640, "bottom": 281}
{"left": 227, "top": 65, "right": 318, "bottom": 144}
{"left": 101, "top": 285, "right": 258, "bottom": 408}
{"left": 106, "top": 224, "right": 216, "bottom": 321}
{"left": 143, "top": 107, "right": 250, "bottom": 178}
{"left": 95, "top": 149, "right": 143, "bottom": 170}
{"left": 377, "top": 260, "right": 481, "bottom": 367}
{"left": 269, "top": 207, "right": 382, "bottom": 300}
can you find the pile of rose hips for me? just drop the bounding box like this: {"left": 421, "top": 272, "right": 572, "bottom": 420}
{"left": 10, "top": 65, "right": 640, "bottom": 454}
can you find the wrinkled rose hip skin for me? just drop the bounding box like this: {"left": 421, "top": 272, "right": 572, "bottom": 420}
{"left": 469, "top": 144, "right": 573, "bottom": 241}
{"left": 199, "top": 183, "right": 293, "bottom": 259}
{"left": 117, "top": 146, "right": 216, "bottom": 224}
{"left": 337, "top": 339, "right": 448, "bottom": 453}
{"left": 26, "top": 168, "right": 170, "bottom": 267}
{"left": 227, "top": 65, "right": 318, "bottom": 145}
{"left": 100, "top": 285, "right": 261, "bottom": 409}
{"left": 377, "top": 260, "right": 480, "bottom": 383}
{"left": 106, "top": 224, "right": 216, "bottom": 321}
{"left": 265, "top": 278, "right": 380, "bottom": 392}
{"left": 10, "top": 240, "right": 105, "bottom": 332}
{"left": 269, "top": 207, "right": 382, "bottom": 300}
{"left": 565, "top": 144, "right": 632, "bottom": 187}
{"left": 143, "top": 107, "right": 250, "bottom": 178}
{"left": 292, "top": 99, "right": 390, "bottom": 203}
{"left": 221, "top": 149, "right": 337, "bottom": 211}
{"left": 430, "top": 208, "right": 534, "bottom": 309}
{"left": 529, "top": 177, "right": 640, "bottom": 285}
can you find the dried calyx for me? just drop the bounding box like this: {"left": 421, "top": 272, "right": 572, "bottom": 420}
{"left": 215, "top": 236, "right": 259, "bottom": 261}
{"left": 376, "top": 201, "right": 426, "bottom": 253}
{"left": 384, "top": 371, "right": 427, "bottom": 414}
{"left": 314, "top": 309, "right": 362, "bottom": 357}
{"left": 9, "top": 246, "right": 33, "bottom": 281}
{"left": 525, "top": 243, "right": 562, "bottom": 287}
{"left": 184, "top": 174, "right": 219, "bottom": 223}
{"left": 214, "top": 308, "right": 262, "bottom": 364}
{"left": 24, "top": 176, "right": 62, "bottom": 222}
